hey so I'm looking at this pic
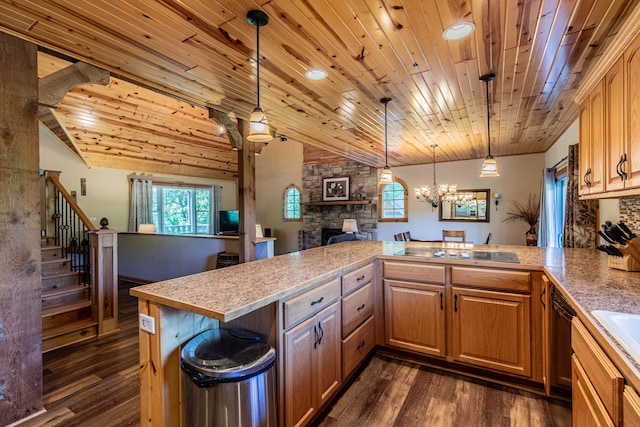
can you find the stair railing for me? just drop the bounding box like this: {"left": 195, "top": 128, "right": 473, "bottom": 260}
{"left": 41, "top": 170, "right": 120, "bottom": 337}
{"left": 44, "top": 172, "right": 96, "bottom": 286}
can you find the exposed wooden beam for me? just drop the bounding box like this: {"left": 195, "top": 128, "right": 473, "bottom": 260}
{"left": 208, "top": 108, "right": 243, "bottom": 151}
{"left": 38, "top": 61, "right": 109, "bottom": 108}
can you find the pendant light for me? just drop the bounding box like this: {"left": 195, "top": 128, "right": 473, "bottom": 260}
{"left": 480, "top": 73, "right": 499, "bottom": 177}
{"left": 247, "top": 10, "right": 272, "bottom": 143}
{"left": 379, "top": 97, "right": 393, "bottom": 184}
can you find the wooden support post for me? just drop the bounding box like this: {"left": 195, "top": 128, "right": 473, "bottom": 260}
{"left": 237, "top": 119, "right": 257, "bottom": 263}
{"left": 0, "top": 33, "right": 43, "bottom": 426}
{"left": 90, "top": 229, "right": 119, "bottom": 336}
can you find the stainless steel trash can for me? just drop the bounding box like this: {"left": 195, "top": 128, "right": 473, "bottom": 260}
{"left": 180, "top": 328, "right": 277, "bottom": 427}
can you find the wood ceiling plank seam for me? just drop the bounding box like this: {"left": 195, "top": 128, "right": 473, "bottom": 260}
{"left": 25, "top": 0, "right": 197, "bottom": 71}
{"left": 497, "top": 47, "right": 519, "bottom": 150}
{"left": 80, "top": 155, "right": 238, "bottom": 180}
{"left": 43, "top": 108, "right": 88, "bottom": 162}
{"left": 55, "top": 105, "right": 231, "bottom": 150}
{"left": 74, "top": 138, "right": 237, "bottom": 166}
{"left": 401, "top": 0, "right": 471, "bottom": 117}
{"left": 157, "top": 0, "right": 235, "bottom": 28}
{"left": 517, "top": 0, "right": 563, "bottom": 99}
{"left": 37, "top": 51, "right": 73, "bottom": 76}
{"left": 323, "top": 0, "right": 411, "bottom": 94}
{"left": 453, "top": 61, "right": 484, "bottom": 158}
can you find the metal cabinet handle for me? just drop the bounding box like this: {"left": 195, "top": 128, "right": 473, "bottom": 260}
{"left": 621, "top": 153, "right": 628, "bottom": 180}
{"left": 616, "top": 156, "right": 624, "bottom": 179}
{"left": 356, "top": 303, "right": 366, "bottom": 312}
{"left": 310, "top": 296, "right": 324, "bottom": 306}
{"left": 454, "top": 294, "right": 458, "bottom": 312}
{"left": 313, "top": 325, "right": 319, "bottom": 349}
{"left": 540, "top": 287, "right": 546, "bottom": 310}
{"left": 357, "top": 340, "right": 366, "bottom": 351}
{"left": 440, "top": 292, "right": 443, "bottom": 310}
{"left": 356, "top": 274, "right": 366, "bottom": 282}
{"left": 317, "top": 322, "right": 324, "bottom": 345}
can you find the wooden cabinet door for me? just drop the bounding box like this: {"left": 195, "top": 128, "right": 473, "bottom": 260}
{"left": 451, "top": 286, "right": 531, "bottom": 377}
{"left": 572, "top": 355, "right": 615, "bottom": 427}
{"left": 384, "top": 279, "right": 445, "bottom": 357}
{"left": 624, "top": 386, "right": 640, "bottom": 427}
{"left": 541, "top": 276, "right": 552, "bottom": 396}
{"left": 315, "top": 302, "right": 341, "bottom": 407}
{"left": 580, "top": 99, "right": 592, "bottom": 195}
{"left": 625, "top": 34, "right": 640, "bottom": 189}
{"left": 589, "top": 80, "right": 605, "bottom": 194}
{"left": 284, "top": 316, "right": 317, "bottom": 427}
{"left": 606, "top": 57, "right": 626, "bottom": 192}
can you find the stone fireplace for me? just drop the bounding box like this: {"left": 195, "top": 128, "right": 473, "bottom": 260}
{"left": 301, "top": 157, "right": 378, "bottom": 249}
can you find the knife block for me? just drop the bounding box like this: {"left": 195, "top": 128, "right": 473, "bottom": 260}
{"left": 608, "top": 237, "right": 640, "bottom": 271}
{"left": 607, "top": 254, "right": 640, "bottom": 271}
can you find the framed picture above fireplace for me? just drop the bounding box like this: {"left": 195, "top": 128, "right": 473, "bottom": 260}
{"left": 322, "top": 177, "right": 350, "bottom": 201}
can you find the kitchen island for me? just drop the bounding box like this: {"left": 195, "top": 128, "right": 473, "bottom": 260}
{"left": 130, "top": 241, "right": 640, "bottom": 426}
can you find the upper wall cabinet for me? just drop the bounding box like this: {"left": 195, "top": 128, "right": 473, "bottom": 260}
{"left": 580, "top": 31, "right": 640, "bottom": 198}
{"left": 579, "top": 80, "right": 605, "bottom": 196}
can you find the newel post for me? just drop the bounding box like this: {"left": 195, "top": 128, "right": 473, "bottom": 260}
{"left": 90, "top": 222, "right": 119, "bottom": 336}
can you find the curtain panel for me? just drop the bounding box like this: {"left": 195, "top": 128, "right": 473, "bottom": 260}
{"left": 128, "top": 178, "right": 153, "bottom": 232}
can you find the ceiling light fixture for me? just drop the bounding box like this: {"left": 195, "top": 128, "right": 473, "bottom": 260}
{"left": 379, "top": 97, "right": 393, "bottom": 184}
{"left": 442, "top": 21, "right": 476, "bottom": 41}
{"left": 414, "top": 144, "right": 458, "bottom": 208}
{"left": 247, "top": 10, "right": 272, "bottom": 143}
{"left": 480, "top": 73, "right": 499, "bottom": 177}
{"left": 305, "top": 68, "right": 328, "bottom": 80}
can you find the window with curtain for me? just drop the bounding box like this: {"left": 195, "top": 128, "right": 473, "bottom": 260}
{"left": 283, "top": 185, "right": 302, "bottom": 221}
{"left": 152, "top": 184, "right": 213, "bottom": 234}
{"left": 378, "top": 178, "right": 408, "bottom": 222}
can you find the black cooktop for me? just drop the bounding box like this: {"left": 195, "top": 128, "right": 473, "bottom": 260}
{"left": 395, "top": 247, "right": 520, "bottom": 263}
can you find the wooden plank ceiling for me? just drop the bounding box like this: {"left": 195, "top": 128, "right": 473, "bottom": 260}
{"left": 4, "top": 0, "right": 639, "bottom": 180}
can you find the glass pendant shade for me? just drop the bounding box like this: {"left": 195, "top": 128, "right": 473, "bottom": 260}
{"left": 247, "top": 106, "right": 271, "bottom": 142}
{"left": 380, "top": 166, "right": 393, "bottom": 184}
{"left": 480, "top": 154, "right": 500, "bottom": 177}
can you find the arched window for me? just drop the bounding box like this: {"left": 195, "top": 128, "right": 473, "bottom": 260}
{"left": 378, "top": 177, "right": 408, "bottom": 222}
{"left": 284, "top": 185, "right": 302, "bottom": 221}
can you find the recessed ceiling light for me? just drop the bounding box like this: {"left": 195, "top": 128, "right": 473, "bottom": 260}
{"left": 443, "top": 21, "right": 476, "bottom": 41}
{"left": 305, "top": 68, "right": 328, "bottom": 80}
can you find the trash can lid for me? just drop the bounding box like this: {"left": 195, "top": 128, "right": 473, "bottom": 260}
{"left": 180, "top": 328, "right": 275, "bottom": 383}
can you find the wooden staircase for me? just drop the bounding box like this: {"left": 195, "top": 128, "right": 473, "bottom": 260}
{"left": 41, "top": 243, "right": 97, "bottom": 352}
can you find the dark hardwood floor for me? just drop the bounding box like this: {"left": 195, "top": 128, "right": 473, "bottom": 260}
{"left": 20, "top": 281, "right": 141, "bottom": 427}
{"left": 319, "top": 355, "right": 571, "bottom": 427}
{"left": 19, "top": 281, "right": 571, "bottom": 426}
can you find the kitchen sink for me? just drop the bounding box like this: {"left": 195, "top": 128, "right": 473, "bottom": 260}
{"left": 396, "top": 247, "right": 520, "bottom": 263}
{"left": 591, "top": 310, "right": 640, "bottom": 364}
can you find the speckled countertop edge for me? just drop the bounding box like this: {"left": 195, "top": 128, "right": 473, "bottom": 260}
{"left": 130, "top": 240, "right": 640, "bottom": 388}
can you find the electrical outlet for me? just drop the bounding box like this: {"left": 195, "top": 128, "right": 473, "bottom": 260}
{"left": 139, "top": 314, "right": 155, "bottom": 334}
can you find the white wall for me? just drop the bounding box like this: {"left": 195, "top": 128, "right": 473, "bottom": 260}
{"left": 255, "top": 136, "right": 304, "bottom": 255}
{"left": 39, "top": 124, "right": 237, "bottom": 231}
{"left": 377, "top": 153, "right": 545, "bottom": 245}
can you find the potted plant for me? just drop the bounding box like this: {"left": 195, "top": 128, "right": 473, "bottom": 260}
{"left": 503, "top": 193, "right": 540, "bottom": 246}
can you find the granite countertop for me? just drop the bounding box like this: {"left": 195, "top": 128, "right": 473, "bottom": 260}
{"left": 130, "top": 240, "right": 640, "bottom": 388}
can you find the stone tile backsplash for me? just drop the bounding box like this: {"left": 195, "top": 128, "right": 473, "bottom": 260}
{"left": 619, "top": 198, "right": 640, "bottom": 232}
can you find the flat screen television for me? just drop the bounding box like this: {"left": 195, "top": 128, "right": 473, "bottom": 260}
{"left": 218, "top": 210, "right": 239, "bottom": 234}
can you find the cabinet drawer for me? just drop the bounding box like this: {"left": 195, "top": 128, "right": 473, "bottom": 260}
{"left": 571, "top": 318, "right": 623, "bottom": 423}
{"left": 284, "top": 279, "right": 341, "bottom": 330}
{"left": 451, "top": 267, "right": 530, "bottom": 293}
{"left": 383, "top": 261, "right": 445, "bottom": 284}
{"left": 342, "top": 263, "right": 374, "bottom": 295}
{"left": 342, "top": 282, "right": 374, "bottom": 337}
{"left": 342, "top": 316, "right": 375, "bottom": 380}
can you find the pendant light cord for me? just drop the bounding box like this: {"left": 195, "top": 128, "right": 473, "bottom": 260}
{"left": 432, "top": 145, "right": 437, "bottom": 185}
{"left": 485, "top": 78, "right": 490, "bottom": 157}
{"left": 256, "top": 22, "right": 261, "bottom": 108}
{"left": 384, "top": 101, "right": 388, "bottom": 166}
